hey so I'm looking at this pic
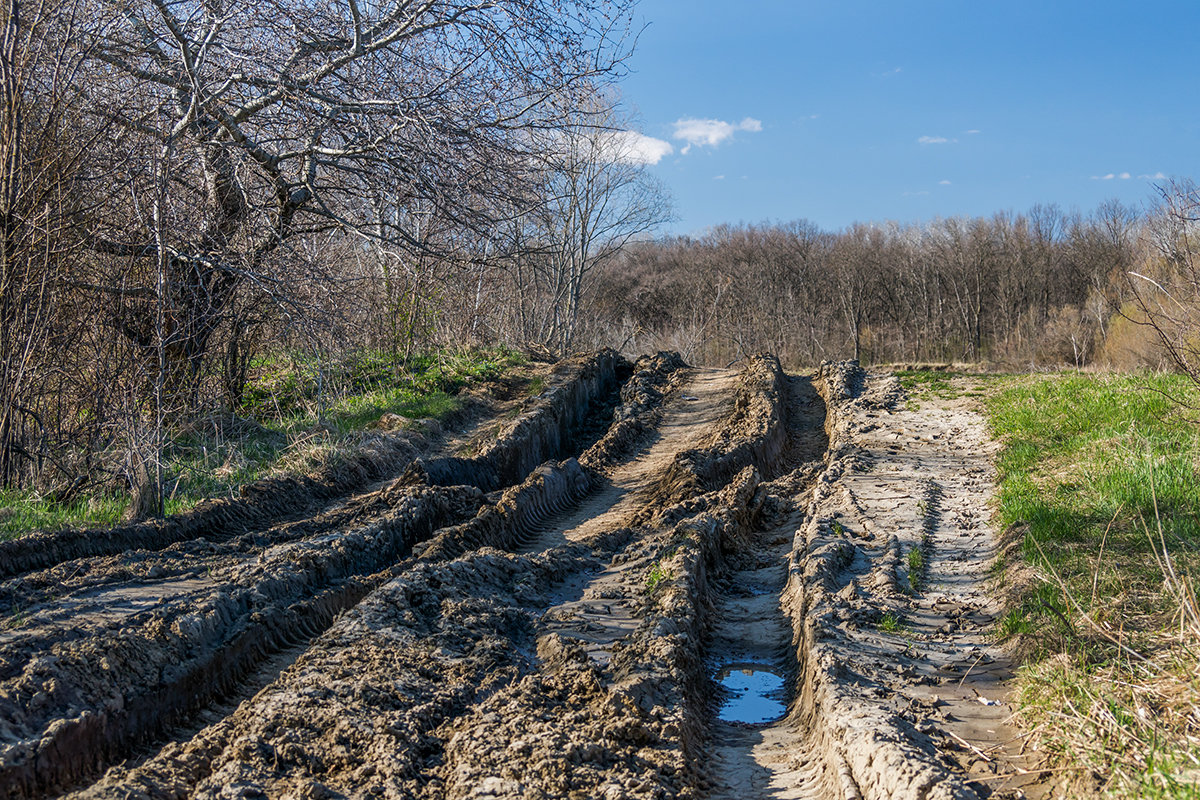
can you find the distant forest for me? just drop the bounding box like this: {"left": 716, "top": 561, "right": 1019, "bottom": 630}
{"left": 580, "top": 202, "right": 1157, "bottom": 369}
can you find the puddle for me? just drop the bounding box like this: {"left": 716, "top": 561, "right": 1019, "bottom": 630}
{"left": 715, "top": 662, "right": 787, "bottom": 724}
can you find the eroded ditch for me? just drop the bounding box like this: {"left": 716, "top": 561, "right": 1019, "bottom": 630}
{"left": 1, "top": 354, "right": 1039, "bottom": 800}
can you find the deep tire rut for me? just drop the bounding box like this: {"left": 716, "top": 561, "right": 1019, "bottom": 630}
{"left": 1, "top": 355, "right": 1043, "bottom": 800}
{"left": 0, "top": 351, "right": 629, "bottom": 799}
{"left": 704, "top": 373, "right": 829, "bottom": 800}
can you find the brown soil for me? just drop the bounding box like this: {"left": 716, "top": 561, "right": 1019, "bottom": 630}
{"left": 0, "top": 355, "right": 1047, "bottom": 800}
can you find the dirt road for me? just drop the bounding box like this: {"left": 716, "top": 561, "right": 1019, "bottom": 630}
{"left": 0, "top": 354, "right": 1042, "bottom": 800}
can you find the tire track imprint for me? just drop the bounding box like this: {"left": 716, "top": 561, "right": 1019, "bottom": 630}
{"left": 0, "top": 355, "right": 1044, "bottom": 800}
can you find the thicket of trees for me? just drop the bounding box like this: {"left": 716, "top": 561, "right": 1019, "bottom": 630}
{"left": 0, "top": 0, "right": 664, "bottom": 512}
{"left": 1, "top": 0, "right": 1197, "bottom": 518}
{"left": 575, "top": 201, "right": 1155, "bottom": 369}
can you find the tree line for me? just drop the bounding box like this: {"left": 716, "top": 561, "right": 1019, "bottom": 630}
{"left": 576, "top": 195, "right": 1197, "bottom": 373}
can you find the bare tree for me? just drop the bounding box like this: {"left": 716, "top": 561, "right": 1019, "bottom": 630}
{"left": 1129, "top": 180, "right": 1200, "bottom": 387}
{"left": 510, "top": 96, "right": 671, "bottom": 354}
{"left": 74, "top": 0, "right": 635, "bottom": 386}
{"left": 0, "top": 0, "right": 96, "bottom": 490}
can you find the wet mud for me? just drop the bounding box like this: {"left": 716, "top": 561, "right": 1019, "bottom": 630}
{"left": 1, "top": 354, "right": 1041, "bottom": 800}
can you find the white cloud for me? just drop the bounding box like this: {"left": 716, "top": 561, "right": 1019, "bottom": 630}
{"left": 939, "top": 180, "right": 952, "bottom": 185}
{"left": 918, "top": 135, "right": 957, "bottom": 145}
{"left": 672, "top": 117, "right": 762, "bottom": 153}
{"left": 965, "top": 129, "right": 981, "bottom": 135}
{"left": 713, "top": 174, "right": 725, "bottom": 181}
{"left": 598, "top": 130, "right": 673, "bottom": 165}
{"left": 1091, "top": 172, "right": 1133, "bottom": 181}
{"left": 1139, "top": 171, "right": 1168, "bottom": 180}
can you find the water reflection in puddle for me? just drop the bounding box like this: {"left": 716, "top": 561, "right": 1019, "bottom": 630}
{"left": 716, "top": 663, "right": 786, "bottom": 724}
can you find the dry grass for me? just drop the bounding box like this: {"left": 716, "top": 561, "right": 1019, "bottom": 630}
{"left": 1014, "top": 497, "right": 1200, "bottom": 797}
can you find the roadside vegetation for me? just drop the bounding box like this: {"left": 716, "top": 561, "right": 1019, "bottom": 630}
{"left": 908, "top": 368, "right": 1200, "bottom": 797}
{"left": 0, "top": 348, "right": 526, "bottom": 540}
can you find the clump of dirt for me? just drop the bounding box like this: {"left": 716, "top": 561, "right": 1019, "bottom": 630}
{"left": 644, "top": 354, "right": 787, "bottom": 520}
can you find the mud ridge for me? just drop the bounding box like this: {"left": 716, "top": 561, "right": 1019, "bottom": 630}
{"left": 0, "top": 485, "right": 484, "bottom": 799}
{"left": 402, "top": 349, "right": 627, "bottom": 491}
{"left": 779, "top": 361, "right": 981, "bottom": 800}
{"left": 412, "top": 353, "right": 691, "bottom": 564}
{"left": 647, "top": 354, "right": 788, "bottom": 517}
{"left": 0, "top": 433, "right": 427, "bottom": 581}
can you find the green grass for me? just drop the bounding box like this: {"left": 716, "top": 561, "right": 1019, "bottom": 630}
{"left": 878, "top": 610, "right": 904, "bottom": 633}
{"left": 0, "top": 347, "right": 527, "bottom": 539}
{"left": 985, "top": 372, "right": 1200, "bottom": 646}
{"left": 983, "top": 370, "right": 1200, "bottom": 798}
{"left": 906, "top": 545, "right": 926, "bottom": 594}
{"left": 645, "top": 561, "right": 671, "bottom": 595}
{"left": 896, "top": 369, "right": 1010, "bottom": 406}
{"left": 0, "top": 490, "right": 127, "bottom": 537}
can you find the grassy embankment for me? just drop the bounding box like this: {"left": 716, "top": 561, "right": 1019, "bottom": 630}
{"left": 902, "top": 369, "right": 1200, "bottom": 798}
{"left": 0, "top": 348, "right": 527, "bottom": 539}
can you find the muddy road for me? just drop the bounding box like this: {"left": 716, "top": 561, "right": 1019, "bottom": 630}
{"left": 0, "top": 354, "right": 1043, "bottom": 799}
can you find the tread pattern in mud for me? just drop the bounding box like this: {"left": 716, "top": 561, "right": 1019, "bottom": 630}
{"left": 0, "top": 350, "right": 638, "bottom": 799}
{"left": 3, "top": 354, "right": 1026, "bottom": 800}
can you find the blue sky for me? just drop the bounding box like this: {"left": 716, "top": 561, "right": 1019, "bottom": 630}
{"left": 617, "top": 0, "right": 1200, "bottom": 234}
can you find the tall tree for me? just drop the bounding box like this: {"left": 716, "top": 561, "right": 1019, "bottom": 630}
{"left": 76, "top": 0, "right": 635, "bottom": 385}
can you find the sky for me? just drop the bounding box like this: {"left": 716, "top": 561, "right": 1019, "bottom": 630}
{"left": 615, "top": 0, "right": 1200, "bottom": 235}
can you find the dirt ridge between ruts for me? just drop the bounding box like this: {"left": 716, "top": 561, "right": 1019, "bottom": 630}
{"left": 782, "top": 360, "right": 980, "bottom": 800}
{"left": 0, "top": 349, "right": 638, "bottom": 799}
{"left": 645, "top": 354, "right": 787, "bottom": 518}
{"left": 411, "top": 352, "right": 690, "bottom": 564}
{"left": 401, "top": 348, "right": 626, "bottom": 491}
